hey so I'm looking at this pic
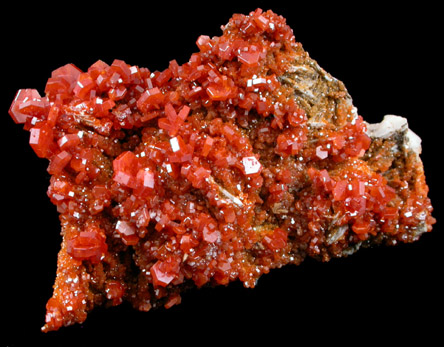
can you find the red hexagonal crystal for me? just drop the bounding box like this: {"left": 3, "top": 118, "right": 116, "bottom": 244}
{"left": 151, "top": 257, "right": 181, "bottom": 288}
{"left": 29, "top": 121, "right": 54, "bottom": 158}
{"left": 66, "top": 231, "right": 107, "bottom": 264}
{"left": 112, "top": 151, "right": 141, "bottom": 188}
{"left": 9, "top": 89, "right": 49, "bottom": 124}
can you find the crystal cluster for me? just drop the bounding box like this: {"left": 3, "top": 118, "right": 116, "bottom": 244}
{"left": 8, "top": 8, "right": 435, "bottom": 332}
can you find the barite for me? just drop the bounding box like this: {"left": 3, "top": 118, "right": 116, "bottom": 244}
{"left": 8, "top": 8, "right": 435, "bottom": 332}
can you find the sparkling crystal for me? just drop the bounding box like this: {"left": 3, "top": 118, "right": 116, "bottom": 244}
{"left": 241, "top": 156, "right": 262, "bottom": 176}
{"left": 9, "top": 89, "right": 48, "bottom": 124}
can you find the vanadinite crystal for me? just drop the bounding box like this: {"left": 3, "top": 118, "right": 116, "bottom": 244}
{"left": 8, "top": 8, "right": 435, "bottom": 332}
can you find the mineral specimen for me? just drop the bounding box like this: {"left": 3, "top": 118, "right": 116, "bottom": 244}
{"left": 8, "top": 8, "right": 435, "bottom": 332}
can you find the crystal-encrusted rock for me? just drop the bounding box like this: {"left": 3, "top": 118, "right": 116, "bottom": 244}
{"left": 8, "top": 8, "right": 435, "bottom": 332}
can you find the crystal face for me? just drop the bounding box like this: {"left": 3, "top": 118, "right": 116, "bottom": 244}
{"left": 8, "top": 8, "right": 435, "bottom": 332}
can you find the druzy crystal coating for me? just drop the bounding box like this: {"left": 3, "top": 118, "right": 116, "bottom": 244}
{"left": 8, "top": 8, "right": 435, "bottom": 332}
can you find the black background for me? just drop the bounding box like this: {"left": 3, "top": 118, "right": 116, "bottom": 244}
{"left": 2, "top": 1, "right": 442, "bottom": 345}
